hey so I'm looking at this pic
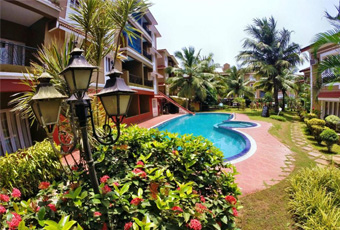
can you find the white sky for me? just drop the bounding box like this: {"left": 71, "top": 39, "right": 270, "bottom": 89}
{"left": 150, "top": 0, "right": 339, "bottom": 70}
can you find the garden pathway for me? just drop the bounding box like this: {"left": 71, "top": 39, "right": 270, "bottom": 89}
{"left": 291, "top": 122, "right": 340, "bottom": 167}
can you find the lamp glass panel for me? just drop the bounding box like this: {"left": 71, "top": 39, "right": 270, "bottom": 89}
{"left": 101, "top": 95, "right": 118, "bottom": 116}
{"left": 74, "top": 69, "right": 92, "bottom": 91}
{"left": 38, "top": 100, "right": 62, "bottom": 125}
{"left": 31, "top": 102, "right": 43, "bottom": 126}
{"left": 64, "top": 70, "right": 76, "bottom": 92}
{"left": 119, "top": 95, "right": 131, "bottom": 115}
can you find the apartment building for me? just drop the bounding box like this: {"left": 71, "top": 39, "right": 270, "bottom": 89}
{"left": 0, "top": 0, "right": 164, "bottom": 154}
{"left": 300, "top": 43, "right": 340, "bottom": 118}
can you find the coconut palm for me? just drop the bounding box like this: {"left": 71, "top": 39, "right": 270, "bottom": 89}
{"left": 312, "top": 3, "right": 340, "bottom": 83}
{"left": 238, "top": 17, "right": 302, "bottom": 112}
{"left": 222, "top": 66, "right": 254, "bottom": 99}
{"left": 167, "top": 47, "right": 216, "bottom": 110}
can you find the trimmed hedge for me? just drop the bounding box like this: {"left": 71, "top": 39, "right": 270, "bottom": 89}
{"left": 320, "top": 129, "right": 339, "bottom": 152}
{"left": 288, "top": 167, "right": 340, "bottom": 229}
{"left": 0, "top": 139, "right": 63, "bottom": 198}
{"left": 270, "top": 115, "right": 286, "bottom": 122}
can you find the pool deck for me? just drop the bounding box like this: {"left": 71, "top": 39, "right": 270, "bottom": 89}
{"left": 138, "top": 113, "right": 294, "bottom": 196}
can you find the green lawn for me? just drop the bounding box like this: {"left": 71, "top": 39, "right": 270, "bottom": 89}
{"left": 214, "top": 108, "right": 317, "bottom": 229}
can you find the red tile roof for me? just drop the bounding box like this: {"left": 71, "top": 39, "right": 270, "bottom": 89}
{"left": 318, "top": 91, "right": 340, "bottom": 98}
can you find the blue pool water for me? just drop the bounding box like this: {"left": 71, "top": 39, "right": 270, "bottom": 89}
{"left": 217, "top": 121, "right": 258, "bottom": 129}
{"left": 154, "top": 113, "right": 250, "bottom": 160}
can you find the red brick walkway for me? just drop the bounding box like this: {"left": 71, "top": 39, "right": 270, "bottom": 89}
{"left": 138, "top": 113, "right": 293, "bottom": 195}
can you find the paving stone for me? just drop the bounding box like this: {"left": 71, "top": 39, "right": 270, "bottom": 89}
{"left": 308, "top": 152, "right": 322, "bottom": 158}
{"left": 315, "top": 158, "right": 329, "bottom": 165}
{"left": 302, "top": 146, "right": 314, "bottom": 151}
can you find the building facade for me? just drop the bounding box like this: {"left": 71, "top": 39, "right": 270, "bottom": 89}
{"left": 301, "top": 43, "right": 340, "bottom": 118}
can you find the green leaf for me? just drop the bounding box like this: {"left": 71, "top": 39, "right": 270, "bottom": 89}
{"left": 97, "top": 152, "right": 105, "bottom": 163}
{"left": 73, "top": 186, "right": 82, "bottom": 198}
{"left": 18, "top": 220, "right": 29, "bottom": 230}
{"left": 138, "top": 188, "right": 143, "bottom": 197}
{"left": 183, "top": 212, "right": 190, "bottom": 222}
{"left": 92, "top": 199, "right": 101, "bottom": 204}
{"left": 62, "top": 221, "right": 77, "bottom": 230}
{"left": 221, "top": 215, "right": 229, "bottom": 224}
{"left": 13, "top": 202, "right": 19, "bottom": 213}
{"left": 58, "top": 215, "right": 70, "bottom": 228}
{"left": 38, "top": 207, "right": 46, "bottom": 221}
{"left": 212, "top": 223, "right": 221, "bottom": 230}
{"left": 120, "top": 183, "right": 130, "bottom": 195}
{"left": 80, "top": 191, "right": 88, "bottom": 200}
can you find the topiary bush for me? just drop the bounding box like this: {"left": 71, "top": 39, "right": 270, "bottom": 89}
{"left": 325, "top": 115, "right": 340, "bottom": 130}
{"left": 320, "top": 129, "right": 339, "bottom": 152}
{"left": 306, "top": 118, "right": 325, "bottom": 134}
{"left": 311, "top": 125, "right": 326, "bottom": 145}
{"left": 307, "top": 113, "right": 318, "bottom": 119}
{"left": 1, "top": 126, "right": 241, "bottom": 229}
{"left": 270, "top": 115, "right": 286, "bottom": 122}
{"left": 288, "top": 167, "right": 340, "bottom": 229}
{"left": 0, "top": 139, "right": 63, "bottom": 198}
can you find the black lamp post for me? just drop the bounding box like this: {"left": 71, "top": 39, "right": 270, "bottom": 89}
{"left": 30, "top": 48, "right": 135, "bottom": 193}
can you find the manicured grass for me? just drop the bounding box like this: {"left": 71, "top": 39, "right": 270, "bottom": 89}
{"left": 214, "top": 108, "right": 316, "bottom": 229}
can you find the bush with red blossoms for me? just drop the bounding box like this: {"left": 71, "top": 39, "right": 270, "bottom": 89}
{"left": 188, "top": 219, "right": 202, "bottom": 230}
{"left": 124, "top": 222, "right": 133, "bottom": 230}
{"left": 100, "top": 175, "right": 110, "bottom": 184}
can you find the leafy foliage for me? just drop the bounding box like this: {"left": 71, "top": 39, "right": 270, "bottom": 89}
{"left": 0, "top": 140, "right": 63, "bottom": 198}
{"left": 288, "top": 167, "right": 340, "bottom": 229}
{"left": 325, "top": 115, "right": 340, "bottom": 130}
{"left": 320, "top": 129, "right": 339, "bottom": 152}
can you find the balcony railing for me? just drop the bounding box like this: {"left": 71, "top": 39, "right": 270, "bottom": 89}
{"left": 129, "top": 73, "right": 143, "bottom": 85}
{"left": 0, "top": 41, "right": 37, "bottom": 66}
{"left": 144, "top": 79, "right": 153, "bottom": 87}
{"left": 142, "top": 23, "right": 152, "bottom": 37}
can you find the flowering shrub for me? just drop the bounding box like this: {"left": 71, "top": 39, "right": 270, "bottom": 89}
{"left": 0, "top": 126, "right": 240, "bottom": 229}
{"left": 0, "top": 139, "right": 63, "bottom": 198}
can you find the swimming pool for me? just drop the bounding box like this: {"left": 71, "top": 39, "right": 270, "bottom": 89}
{"left": 154, "top": 113, "right": 256, "bottom": 161}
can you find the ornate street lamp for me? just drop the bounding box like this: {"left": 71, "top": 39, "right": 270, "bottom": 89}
{"left": 30, "top": 48, "right": 136, "bottom": 193}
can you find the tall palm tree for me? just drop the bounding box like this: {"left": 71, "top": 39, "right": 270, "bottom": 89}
{"left": 222, "top": 66, "right": 254, "bottom": 98}
{"left": 167, "top": 47, "right": 216, "bottom": 110}
{"left": 238, "top": 17, "right": 302, "bottom": 112}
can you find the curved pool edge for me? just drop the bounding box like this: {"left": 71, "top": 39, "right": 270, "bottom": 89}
{"left": 148, "top": 114, "right": 187, "bottom": 130}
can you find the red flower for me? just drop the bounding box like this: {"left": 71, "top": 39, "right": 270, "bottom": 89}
{"left": 171, "top": 206, "right": 183, "bottom": 212}
{"left": 7, "top": 212, "right": 21, "bottom": 230}
{"left": 102, "top": 185, "right": 112, "bottom": 194}
{"left": 113, "top": 182, "right": 120, "bottom": 187}
{"left": 132, "top": 168, "right": 147, "bottom": 178}
{"left": 192, "top": 190, "right": 198, "bottom": 194}
{"left": 0, "top": 205, "right": 6, "bottom": 214}
{"left": 172, "top": 150, "right": 178, "bottom": 155}
{"left": 39, "top": 182, "right": 50, "bottom": 190}
{"left": 130, "top": 198, "right": 144, "bottom": 206}
{"left": 100, "top": 175, "right": 110, "bottom": 184}
{"left": 232, "top": 207, "right": 238, "bottom": 217}
{"left": 47, "top": 204, "right": 57, "bottom": 212}
{"left": 225, "top": 195, "right": 237, "bottom": 205}
{"left": 217, "top": 221, "right": 222, "bottom": 227}
{"left": 36, "top": 206, "right": 40, "bottom": 212}
{"left": 94, "top": 211, "right": 102, "bottom": 217}
{"left": 124, "top": 222, "right": 133, "bottom": 230}
{"left": 136, "top": 161, "right": 144, "bottom": 166}
{"left": 200, "top": 195, "right": 205, "bottom": 203}
{"left": 71, "top": 165, "right": 78, "bottom": 171}
{"left": 11, "top": 188, "right": 21, "bottom": 198}
{"left": 102, "top": 223, "right": 108, "bottom": 230}
{"left": 0, "top": 194, "right": 10, "bottom": 202}
{"left": 176, "top": 187, "right": 181, "bottom": 191}
{"left": 195, "top": 203, "right": 207, "bottom": 214}
{"left": 188, "top": 219, "right": 202, "bottom": 230}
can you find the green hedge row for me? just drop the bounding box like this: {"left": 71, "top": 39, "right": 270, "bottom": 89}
{"left": 0, "top": 139, "right": 63, "bottom": 198}
{"left": 270, "top": 115, "right": 286, "bottom": 122}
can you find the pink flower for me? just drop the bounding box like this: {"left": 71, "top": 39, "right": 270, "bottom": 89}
{"left": 47, "top": 204, "right": 57, "bottom": 212}
{"left": 172, "top": 150, "right": 179, "bottom": 155}
{"left": 171, "top": 206, "right": 183, "bottom": 212}
{"left": 94, "top": 211, "right": 102, "bottom": 217}
{"left": 132, "top": 168, "right": 147, "bottom": 178}
{"left": 0, "top": 205, "right": 6, "bottom": 214}
{"left": 100, "top": 175, "right": 110, "bottom": 184}
{"left": 0, "top": 194, "right": 10, "bottom": 202}
{"left": 7, "top": 212, "right": 21, "bottom": 230}
{"left": 36, "top": 206, "right": 40, "bottom": 212}
{"left": 102, "top": 223, "right": 108, "bottom": 230}
{"left": 39, "top": 182, "right": 50, "bottom": 190}
{"left": 225, "top": 195, "right": 237, "bottom": 205}
{"left": 130, "top": 198, "right": 144, "bottom": 206}
{"left": 188, "top": 219, "right": 202, "bottom": 230}
{"left": 113, "top": 182, "right": 120, "bottom": 187}
{"left": 102, "top": 185, "right": 112, "bottom": 194}
{"left": 232, "top": 207, "right": 238, "bottom": 217}
{"left": 71, "top": 165, "right": 78, "bottom": 171}
{"left": 124, "top": 222, "right": 133, "bottom": 230}
{"left": 195, "top": 203, "right": 207, "bottom": 214}
{"left": 136, "top": 161, "right": 144, "bottom": 166}
{"left": 200, "top": 195, "right": 205, "bottom": 203}
{"left": 12, "top": 188, "right": 21, "bottom": 198}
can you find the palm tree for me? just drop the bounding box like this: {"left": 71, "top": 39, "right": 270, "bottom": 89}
{"left": 222, "top": 66, "right": 254, "bottom": 99}
{"left": 238, "top": 17, "right": 302, "bottom": 112}
{"left": 167, "top": 47, "right": 216, "bottom": 110}
{"left": 312, "top": 3, "right": 340, "bottom": 85}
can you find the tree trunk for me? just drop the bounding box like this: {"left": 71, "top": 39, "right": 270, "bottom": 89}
{"left": 274, "top": 84, "right": 279, "bottom": 113}
{"left": 282, "top": 89, "right": 285, "bottom": 112}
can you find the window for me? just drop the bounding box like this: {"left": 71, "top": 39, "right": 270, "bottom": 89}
{"left": 0, "top": 40, "right": 25, "bottom": 66}
{"left": 70, "top": 0, "right": 80, "bottom": 8}
{"left": 0, "top": 110, "right": 32, "bottom": 156}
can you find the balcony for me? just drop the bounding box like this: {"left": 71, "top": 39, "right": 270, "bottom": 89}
{"left": 128, "top": 35, "right": 142, "bottom": 54}
{"left": 143, "top": 50, "right": 152, "bottom": 61}
{"left": 144, "top": 79, "right": 153, "bottom": 87}
{"left": 129, "top": 73, "right": 143, "bottom": 85}
{"left": 142, "top": 23, "right": 152, "bottom": 37}
{"left": 0, "top": 41, "right": 38, "bottom": 68}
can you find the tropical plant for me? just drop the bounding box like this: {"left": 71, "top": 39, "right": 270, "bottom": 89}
{"left": 238, "top": 16, "right": 302, "bottom": 113}
{"left": 167, "top": 47, "right": 217, "bottom": 110}
{"left": 320, "top": 129, "right": 339, "bottom": 152}
{"left": 222, "top": 66, "right": 254, "bottom": 99}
